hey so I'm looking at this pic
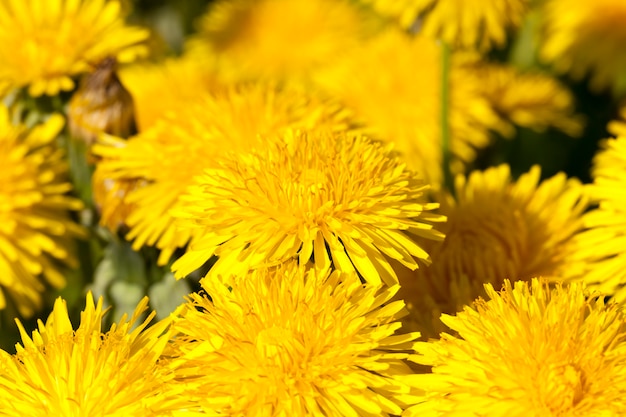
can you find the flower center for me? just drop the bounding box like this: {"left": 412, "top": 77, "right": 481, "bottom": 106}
{"left": 256, "top": 325, "right": 292, "bottom": 359}
{"left": 542, "top": 362, "right": 586, "bottom": 413}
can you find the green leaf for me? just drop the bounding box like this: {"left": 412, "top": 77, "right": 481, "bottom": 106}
{"left": 148, "top": 272, "right": 191, "bottom": 320}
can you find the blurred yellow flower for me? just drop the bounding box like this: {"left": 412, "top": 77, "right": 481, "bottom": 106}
{"left": 315, "top": 29, "right": 507, "bottom": 188}
{"left": 566, "top": 136, "right": 626, "bottom": 303}
{"left": 93, "top": 83, "right": 353, "bottom": 265}
{"left": 396, "top": 164, "right": 587, "bottom": 338}
{"left": 0, "top": 106, "right": 84, "bottom": 317}
{"left": 188, "top": 0, "right": 375, "bottom": 83}
{"left": 92, "top": 161, "right": 144, "bottom": 232}
{"left": 172, "top": 129, "right": 444, "bottom": 285}
{"left": 608, "top": 106, "right": 626, "bottom": 137}
{"left": 0, "top": 293, "right": 179, "bottom": 416}
{"left": 407, "top": 279, "right": 626, "bottom": 417}
{"left": 118, "top": 55, "right": 219, "bottom": 132}
{"left": 541, "top": 0, "right": 626, "bottom": 93}
{"left": 394, "top": 0, "right": 530, "bottom": 51}
{"left": 462, "top": 62, "right": 584, "bottom": 137}
{"left": 356, "top": 0, "right": 422, "bottom": 28}
{"left": 170, "top": 262, "right": 423, "bottom": 416}
{"left": 0, "top": 0, "right": 148, "bottom": 97}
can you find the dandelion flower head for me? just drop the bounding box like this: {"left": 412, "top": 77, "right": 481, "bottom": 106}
{"left": 119, "top": 55, "right": 220, "bottom": 132}
{"left": 188, "top": 0, "right": 375, "bottom": 83}
{"left": 407, "top": 0, "right": 530, "bottom": 51}
{"left": 0, "top": 293, "right": 179, "bottom": 416}
{"left": 397, "top": 164, "right": 587, "bottom": 338}
{"left": 172, "top": 128, "right": 444, "bottom": 285}
{"left": 0, "top": 106, "right": 84, "bottom": 317}
{"left": 566, "top": 135, "right": 626, "bottom": 303}
{"left": 314, "top": 29, "right": 505, "bottom": 188}
{"left": 0, "top": 0, "right": 149, "bottom": 97}
{"left": 462, "top": 62, "right": 584, "bottom": 137}
{"left": 169, "top": 262, "right": 423, "bottom": 416}
{"left": 93, "top": 83, "right": 353, "bottom": 265}
{"left": 355, "top": 0, "right": 422, "bottom": 29}
{"left": 541, "top": 0, "right": 626, "bottom": 93}
{"left": 407, "top": 279, "right": 626, "bottom": 417}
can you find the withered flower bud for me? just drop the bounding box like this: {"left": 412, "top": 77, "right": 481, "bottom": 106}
{"left": 68, "top": 57, "right": 137, "bottom": 146}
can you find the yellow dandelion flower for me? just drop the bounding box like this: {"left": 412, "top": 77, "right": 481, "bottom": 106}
{"left": 0, "top": 106, "right": 84, "bottom": 317}
{"left": 118, "top": 55, "right": 219, "bottom": 132}
{"left": 0, "top": 0, "right": 149, "bottom": 97}
{"left": 395, "top": 0, "right": 530, "bottom": 51}
{"left": 0, "top": 293, "right": 181, "bottom": 416}
{"left": 187, "top": 0, "right": 375, "bottom": 83}
{"left": 462, "top": 62, "right": 584, "bottom": 137}
{"left": 314, "top": 29, "right": 506, "bottom": 188}
{"left": 541, "top": 0, "right": 626, "bottom": 93}
{"left": 356, "top": 0, "right": 422, "bottom": 29}
{"left": 172, "top": 129, "right": 444, "bottom": 286}
{"left": 407, "top": 279, "right": 626, "bottom": 417}
{"left": 170, "top": 262, "right": 423, "bottom": 416}
{"left": 566, "top": 136, "right": 626, "bottom": 302}
{"left": 396, "top": 164, "right": 587, "bottom": 338}
{"left": 92, "top": 161, "right": 144, "bottom": 232}
{"left": 93, "top": 83, "right": 353, "bottom": 265}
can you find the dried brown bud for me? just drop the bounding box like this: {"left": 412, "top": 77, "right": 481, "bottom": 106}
{"left": 68, "top": 57, "right": 137, "bottom": 146}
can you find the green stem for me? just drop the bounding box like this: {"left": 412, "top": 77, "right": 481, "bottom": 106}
{"left": 440, "top": 42, "right": 454, "bottom": 194}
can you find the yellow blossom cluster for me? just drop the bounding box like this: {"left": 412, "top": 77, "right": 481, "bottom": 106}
{"left": 1, "top": 0, "right": 626, "bottom": 415}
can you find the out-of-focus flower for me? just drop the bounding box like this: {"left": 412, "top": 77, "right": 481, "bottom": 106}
{"left": 608, "top": 106, "right": 626, "bottom": 137}
{"left": 541, "top": 0, "right": 626, "bottom": 93}
{"left": 406, "top": 279, "right": 626, "bottom": 417}
{"left": 172, "top": 129, "right": 444, "bottom": 285}
{"left": 93, "top": 83, "right": 353, "bottom": 265}
{"left": 169, "top": 262, "right": 423, "bottom": 416}
{"left": 92, "top": 159, "right": 144, "bottom": 232}
{"left": 355, "top": 0, "right": 422, "bottom": 28}
{"left": 0, "top": 293, "right": 181, "bottom": 416}
{"left": 0, "top": 0, "right": 148, "bottom": 97}
{"left": 118, "top": 55, "right": 220, "bottom": 132}
{"left": 315, "top": 29, "right": 507, "bottom": 188}
{"left": 462, "top": 62, "right": 584, "bottom": 137}
{"left": 187, "top": 0, "right": 376, "bottom": 83}
{"left": 396, "top": 164, "right": 587, "bottom": 338}
{"left": 566, "top": 135, "right": 626, "bottom": 303}
{"left": 0, "top": 106, "right": 84, "bottom": 317}
{"left": 68, "top": 57, "right": 136, "bottom": 147}
{"left": 376, "top": 0, "right": 530, "bottom": 51}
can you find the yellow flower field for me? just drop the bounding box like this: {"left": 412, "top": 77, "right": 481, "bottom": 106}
{"left": 0, "top": 0, "right": 624, "bottom": 415}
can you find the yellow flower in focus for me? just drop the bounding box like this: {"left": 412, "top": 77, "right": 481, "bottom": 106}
{"left": 0, "top": 106, "right": 84, "bottom": 317}
{"left": 93, "top": 83, "right": 353, "bottom": 265}
{"left": 315, "top": 29, "right": 506, "bottom": 188}
{"left": 170, "top": 263, "right": 423, "bottom": 416}
{"left": 407, "top": 279, "right": 626, "bottom": 417}
{"left": 566, "top": 136, "right": 626, "bottom": 303}
{"left": 0, "top": 293, "right": 180, "bottom": 416}
{"left": 0, "top": 0, "right": 149, "bottom": 97}
{"left": 462, "top": 62, "right": 584, "bottom": 137}
{"left": 541, "top": 0, "right": 626, "bottom": 93}
{"left": 396, "top": 164, "right": 587, "bottom": 338}
{"left": 188, "top": 0, "right": 375, "bottom": 83}
{"left": 172, "top": 129, "right": 444, "bottom": 286}
{"left": 403, "top": 0, "right": 530, "bottom": 51}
